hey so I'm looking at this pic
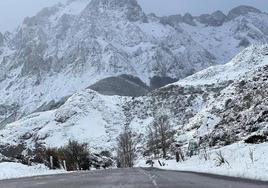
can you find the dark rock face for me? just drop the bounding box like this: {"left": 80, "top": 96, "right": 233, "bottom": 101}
{"left": 0, "top": 104, "right": 20, "bottom": 128}
{"left": 211, "top": 11, "right": 227, "bottom": 23}
{"left": 160, "top": 15, "right": 183, "bottom": 27}
{"left": 197, "top": 11, "right": 227, "bottom": 26}
{"left": 160, "top": 13, "right": 197, "bottom": 29}
{"left": 183, "top": 13, "right": 196, "bottom": 26}
{"left": 238, "top": 38, "right": 250, "bottom": 47}
{"left": 161, "top": 10, "right": 227, "bottom": 27}
{"left": 227, "top": 5, "right": 261, "bottom": 20}
{"left": 89, "top": 75, "right": 150, "bottom": 97}
{"left": 150, "top": 76, "right": 177, "bottom": 90}
{"left": 0, "top": 144, "right": 25, "bottom": 158}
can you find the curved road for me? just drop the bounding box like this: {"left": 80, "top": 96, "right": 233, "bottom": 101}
{"left": 0, "top": 168, "right": 267, "bottom": 188}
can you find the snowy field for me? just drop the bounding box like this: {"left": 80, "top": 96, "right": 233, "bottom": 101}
{"left": 0, "top": 162, "right": 66, "bottom": 180}
{"left": 137, "top": 142, "right": 268, "bottom": 181}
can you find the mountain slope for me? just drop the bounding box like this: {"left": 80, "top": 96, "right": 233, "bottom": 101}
{"left": 0, "top": 0, "right": 215, "bottom": 125}
{"left": 1, "top": 45, "right": 268, "bottom": 158}
{"left": 0, "top": 2, "right": 268, "bottom": 128}
{"left": 177, "top": 45, "right": 268, "bottom": 86}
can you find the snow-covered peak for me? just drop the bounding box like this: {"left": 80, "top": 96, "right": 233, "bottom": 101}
{"left": 83, "top": 0, "right": 147, "bottom": 22}
{"left": 197, "top": 11, "right": 227, "bottom": 26}
{"left": 227, "top": 5, "right": 262, "bottom": 20}
{"left": 88, "top": 0, "right": 140, "bottom": 10}
{"left": 176, "top": 45, "right": 268, "bottom": 86}
{"left": 160, "top": 5, "right": 265, "bottom": 29}
{"left": 21, "top": 0, "right": 88, "bottom": 28}
{"left": 177, "top": 9, "right": 268, "bottom": 64}
{"left": 57, "top": 0, "right": 90, "bottom": 16}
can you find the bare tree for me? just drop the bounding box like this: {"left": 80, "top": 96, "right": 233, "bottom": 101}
{"left": 147, "top": 115, "right": 175, "bottom": 159}
{"left": 116, "top": 125, "right": 137, "bottom": 168}
{"left": 146, "top": 125, "right": 159, "bottom": 158}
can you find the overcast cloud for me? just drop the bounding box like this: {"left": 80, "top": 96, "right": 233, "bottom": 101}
{"left": 0, "top": 0, "right": 267, "bottom": 32}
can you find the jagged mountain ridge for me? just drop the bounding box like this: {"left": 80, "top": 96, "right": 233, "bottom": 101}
{"left": 160, "top": 5, "right": 268, "bottom": 64}
{"left": 0, "top": 1, "right": 267, "bottom": 127}
{"left": 0, "top": 0, "right": 215, "bottom": 124}
{"left": 1, "top": 45, "right": 268, "bottom": 157}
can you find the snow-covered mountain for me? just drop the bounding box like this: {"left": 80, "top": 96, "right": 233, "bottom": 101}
{"left": 0, "top": 0, "right": 268, "bottom": 164}
{"left": 161, "top": 5, "right": 268, "bottom": 64}
{"left": 0, "top": 0, "right": 217, "bottom": 124}
{"left": 0, "top": 1, "right": 267, "bottom": 127}
{"left": 1, "top": 45, "right": 268, "bottom": 158}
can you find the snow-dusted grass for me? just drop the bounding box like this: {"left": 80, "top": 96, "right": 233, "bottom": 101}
{"left": 0, "top": 162, "right": 66, "bottom": 180}
{"left": 137, "top": 142, "right": 268, "bottom": 181}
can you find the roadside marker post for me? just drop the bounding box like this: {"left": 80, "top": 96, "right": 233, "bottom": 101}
{"left": 50, "top": 156, "right": 53, "bottom": 169}
{"left": 63, "top": 160, "right": 67, "bottom": 171}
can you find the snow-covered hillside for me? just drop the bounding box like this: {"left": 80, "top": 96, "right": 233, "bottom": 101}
{"left": 177, "top": 45, "right": 268, "bottom": 86}
{"left": 1, "top": 45, "right": 268, "bottom": 159}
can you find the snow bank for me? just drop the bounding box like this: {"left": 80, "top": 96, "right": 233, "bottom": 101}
{"left": 137, "top": 142, "right": 268, "bottom": 181}
{"left": 0, "top": 162, "right": 66, "bottom": 180}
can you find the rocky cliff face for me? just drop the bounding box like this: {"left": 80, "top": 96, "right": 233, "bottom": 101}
{"left": 0, "top": 0, "right": 216, "bottom": 124}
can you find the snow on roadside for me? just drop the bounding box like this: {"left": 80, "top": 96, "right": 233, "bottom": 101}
{"left": 0, "top": 162, "right": 66, "bottom": 180}
{"left": 136, "top": 142, "right": 268, "bottom": 181}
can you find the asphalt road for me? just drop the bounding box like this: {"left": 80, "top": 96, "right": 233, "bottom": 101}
{"left": 0, "top": 168, "right": 268, "bottom": 188}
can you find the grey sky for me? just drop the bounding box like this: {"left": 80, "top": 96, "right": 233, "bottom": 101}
{"left": 0, "top": 0, "right": 267, "bottom": 32}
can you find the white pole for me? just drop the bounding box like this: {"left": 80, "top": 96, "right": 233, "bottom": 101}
{"left": 28, "top": 158, "right": 30, "bottom": 166}
{"left": 63, "top": 160, "right": 67, "bottom": 171}
{"left": 50, "top": 156, "right": 53, "bottom": 169}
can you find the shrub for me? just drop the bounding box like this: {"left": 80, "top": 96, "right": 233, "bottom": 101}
{"left": 214, "top": 151, "right": 230, "bottom": 167}
{"left": 39, "top": 141, "right": 114, "bottom": 171}
{"left": 244, "top": 135, "right": 267, "bottom": 144}
{"left": 100, "top": 151, "right": 112, "bottom": 158}
{"left": 42, "top": 140, "right": 91, "bottom": 171}
{"left": 46, "top": 148, "right": 63, "bottom": 169}
{"left": 59, "top": 140, "right": 91, "bottom": 171}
